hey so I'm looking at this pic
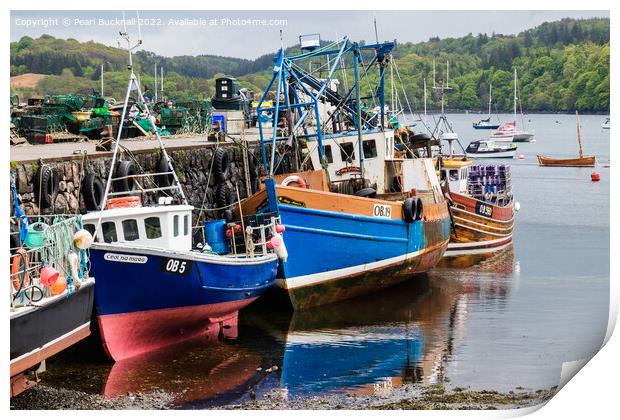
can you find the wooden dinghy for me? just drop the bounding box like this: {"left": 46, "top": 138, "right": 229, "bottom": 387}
{"left": 536, "top": 155, "right": 596, "bottom": 167}
{"left": 537, "top": 111, "right": 596, "bottom": 167}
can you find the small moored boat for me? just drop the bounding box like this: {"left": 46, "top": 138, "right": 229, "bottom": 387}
{"left": 472, "top": 83, "right": 500, "bottom": 130}
{"left": 465, "top": 139, "right": 517, "bottom": 159}
{"left": 537, "top": 111, "right": 596, "bottom": 167}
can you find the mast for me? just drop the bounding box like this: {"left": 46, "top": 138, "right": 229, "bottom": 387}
{"left": 160, "top": 67, "right": 164, "bottom": 98}
{"left": 100, "top": 63, "right": 104, "bottom": 96}
{"left": 95, "top": 17, "right": 187, "bottom": 239}
{"left": 354, "top": 45, "right": 364, "bottom": 176}
{"left": 488, "top": 83, "right": 492, "bottom": 117}
{"left": 513, "top": 68, "right": 517, "bottom": 121}
{"left": 423, "top": 78, "right": 427, "bottom": 125}
{"left": 576, "top": 110, "right": 584, "bottom": 158}
{"left": 154, "top": 63, "right": 158, "bottom": 102}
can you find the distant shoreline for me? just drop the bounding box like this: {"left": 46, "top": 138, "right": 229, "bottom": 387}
{"left": 416, "top": 110, "right": 610, "bottom": 116}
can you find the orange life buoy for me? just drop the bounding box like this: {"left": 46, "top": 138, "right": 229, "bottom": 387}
{"left": 105, "top": 196, "right": 142, "bottom": 209}
{"left": 281, "top": 175, "right": 307, "bottom": 189}
{"left": 11, "top": 248, "right": 30, "bottom": 292}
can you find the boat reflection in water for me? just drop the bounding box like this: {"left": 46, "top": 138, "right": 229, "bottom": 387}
{"left": 102, "top": 318, "right": 278, "bottom": 408}
{"left": 45, "top": 246, "right": 514, "bottom": 407}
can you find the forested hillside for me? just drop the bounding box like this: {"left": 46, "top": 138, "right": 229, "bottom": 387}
{"left": 10, "top": 17, "right": 609, "bottom": 112}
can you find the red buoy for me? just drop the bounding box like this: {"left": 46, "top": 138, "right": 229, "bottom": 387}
{"left": 591, "top": 172, "right": 601, "bottom": 182}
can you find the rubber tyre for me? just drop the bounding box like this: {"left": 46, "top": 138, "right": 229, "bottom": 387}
{"left": 414, "top": 196, "right": 424, "bottom": 221}
{"left": 214, "top": 149, "right": 231, "bottom": 183}
{"left": 155, "top": 157, "right": 175, "bottom": 188}
{"left": 248, "top": 154, "right": 260, "bottom": 194}
{"left": 216, "top": 183, "right": 234, "bottom": 209}
{"left": 114, "top": 160, "right": 136, "bottom": 193}
{"left": 33, "top": 166, "right": 59, "bottom": 209}
{"left": 82, "top": 173, "right": 105, "bottom": 211}
{"left": 403, "top": 197, "right": 417, "bottom": 223}
{"left": 354, "top": 187, "right": 377, "bottom": 198}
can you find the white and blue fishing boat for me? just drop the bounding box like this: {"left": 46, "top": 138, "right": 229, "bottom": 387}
{"left": 81, "top": 29, "right": 278, "bottom": 361}
{"left": 241, "top": 36, "right": 451, "bottom": 309}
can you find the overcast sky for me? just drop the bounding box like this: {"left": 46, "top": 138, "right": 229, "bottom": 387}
{"left": 11, "top": 10, "right": 609, "bottom": 59}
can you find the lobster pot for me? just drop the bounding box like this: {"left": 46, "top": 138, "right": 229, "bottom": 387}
{"left": 20, "top": 115, "right": 66, "bottom": 134}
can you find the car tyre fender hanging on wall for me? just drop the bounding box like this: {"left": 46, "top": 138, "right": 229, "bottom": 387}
{"left": 33, "top": 165, "right": 60, "bottom": 210}
{"left": 214, "top": 149, "right": 231, "bottom": 183}
{"left": 114, "top": 160, "right": 137, "bottom": 193}
{"left": 248, "top": 154, "right": 260, "bottom": 194}
{"left": 216, "top": 183, "right": 235, "bottom": 210}
{"left": 82, "top": 173, "right": 105, "bottom": 211}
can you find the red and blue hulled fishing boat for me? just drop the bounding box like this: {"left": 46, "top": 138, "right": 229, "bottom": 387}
{"left": 82, "top": 35, "right": 278, "bottom": 361}
{"left": 438, "top": 158, "right": 516, "bottom": 268}
{"left": 241, "top": 36, "right": 451, "bottom": 309}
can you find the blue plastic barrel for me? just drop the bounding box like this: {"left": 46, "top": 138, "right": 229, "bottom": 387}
{"left": 204, "top": 219, "right": 229, "bottom": 254}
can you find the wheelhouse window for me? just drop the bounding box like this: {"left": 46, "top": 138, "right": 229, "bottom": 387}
{"left": 339, "top": 142, "right": 355, "bottom": 162}
{"left": 144, "top": 217, "right": 162, "bottom": 239}
{"left": 449, "top": 169, "right": 459, "bottom": 181}
{"left": 323, "top": 145, "right": 334, "bottom": 163}
{"left": 83, "top": 223, "right": 95, "bottom": 237}
{"left": 102, "top": 222, "right": 117, "bottom": 243}
{"left": 122, "top": 219, "right": 140, "bottom": 241}
{"left": 173, "top": 215, "right": 179, "bottom": 237}
{"left": 363, "top": 140, "right": 377, "bottom": 159}
{"left": 184, "top": 215, "right": 189, "bottom": 236}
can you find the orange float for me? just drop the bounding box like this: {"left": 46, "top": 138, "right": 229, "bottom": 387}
{"left": 11, "top": 248, "right": 30, "bottom": 292}
{"left": 105, "top": 196, "right": 142, "bottom": 209}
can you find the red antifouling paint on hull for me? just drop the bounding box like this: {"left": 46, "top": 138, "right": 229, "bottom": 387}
{"left": 97, "top": 298, "right": 255, "bottom": 361}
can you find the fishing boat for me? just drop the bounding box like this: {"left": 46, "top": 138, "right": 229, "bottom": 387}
{"left": 81, "top": 30, "right": 279, "bottom": 361}
{"left": 10, "top": 203, "right": 95, "bottom": 396}
{"left": 472, "top": 84, "right": 500, "bottom": 130}
{"left": 465, "top": 139, "right": 517, "bottom": 159}
{"left": 240, "top": 36, "right": 451, "bottom": 310}
{"left": 439, "top": 160, "right": 516, "bottom": 267}
{"left": 537, "top": 111, "right": 596, "bottom": 167}
{"left": 435, "top": 135, "right": 516, "bottom": 268}
{"left": 491, "top": 69, "right": 534, "bottom": 142}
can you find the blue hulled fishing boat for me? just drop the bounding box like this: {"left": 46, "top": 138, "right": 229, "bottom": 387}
{"left": 241, "top": 35, "right": 451, "bottom": 309}
{"left": 82, "top": 30, "right": 279, "bottom": 361}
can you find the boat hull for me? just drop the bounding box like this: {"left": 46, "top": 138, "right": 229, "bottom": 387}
{"left": 242, "top": 186, "right": 451, "bottom": 309}
{"left": 10, "top": 279, "right": 95, "bottom": 395}
{"left": 472, "top": 123, "right": 500, "bottom": 130}
{"left": 536, "top": 155, "right": 596, "bottom": 167}
{"left": 89, "top": 246, "right": 277, "bottom": 360}
{"left": 440, "top": 192, "right": 514, "bottom": 268}
{"left": 512, "top": 132, "right": 535, "bottom": 142}
{"left": 467, "top": 150, "right": 516, "bottom": 159}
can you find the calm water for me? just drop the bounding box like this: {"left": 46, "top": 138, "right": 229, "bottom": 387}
{"left": 42, "top": 113, "right": 610, "bottom": 407}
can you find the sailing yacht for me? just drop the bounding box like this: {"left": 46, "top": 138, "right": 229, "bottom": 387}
{"left": 472, "top": 83, "right": 500, "bottom": 130}
{"left": 491, "top": 69, "right": 534, "bottom": 142}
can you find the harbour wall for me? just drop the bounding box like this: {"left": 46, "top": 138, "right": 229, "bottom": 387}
{"left": 10, "top": 141, "right": 261, "bottom": 224}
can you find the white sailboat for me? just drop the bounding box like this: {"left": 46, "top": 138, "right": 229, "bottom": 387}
{"left": 491, "top": 68, "right": 534, "bottom": 142}
{"left": 472, "top": 83, "right": 500, "bottom": 130}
